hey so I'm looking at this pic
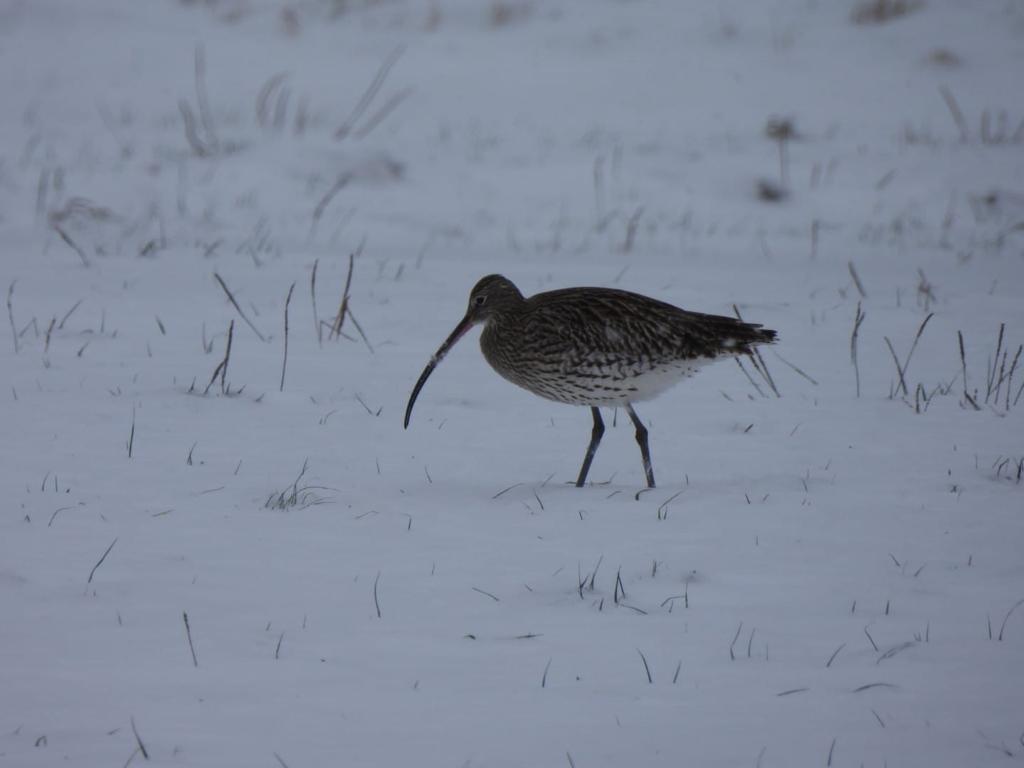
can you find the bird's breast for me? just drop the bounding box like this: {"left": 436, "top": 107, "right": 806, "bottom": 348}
{"left": 479, "top": 321, "right": 714, "bottom": 406}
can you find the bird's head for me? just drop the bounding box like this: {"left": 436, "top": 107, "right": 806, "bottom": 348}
{"left": 404, "top": 275, "right": 524, "bottom": 428}
{"left": 462, "top": 274, "right": 524, "bottom": 325}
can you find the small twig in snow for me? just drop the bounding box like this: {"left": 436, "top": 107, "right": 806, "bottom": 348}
{"left": 87, "top": 538, "right": 118, "bottom": 584}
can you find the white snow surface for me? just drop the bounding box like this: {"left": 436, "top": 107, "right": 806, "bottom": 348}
{"left": 2, "top": 1, "right": 1024, "bottom": 766}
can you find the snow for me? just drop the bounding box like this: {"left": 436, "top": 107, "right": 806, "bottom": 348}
{"left": 2, "top": 0, "right": 1023, "bottom": 766}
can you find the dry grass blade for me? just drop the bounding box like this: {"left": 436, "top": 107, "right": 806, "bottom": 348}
{"left": 183, "top": 612, "right": 199, "bottom": 667}
{"left": 826, "top": 643, "right": 846, "bottom": 668}
{"left": 733, "top": 304, "right": 779, "bottom": 396}
{"left": 280, "top": 282, "right": 295, "bottom": 392}
{"left": 58, "top": 298, "right": 83, "bottom": 330}
{"left": 850, "top": 302, "right": 866, "bottom": 397}
{"left": 6, "top": 280, "right": 18, "bottom": 354}
{"left": 35, "top": 167, "right": 50, "bottom": 224}
{"left": 179, "top": 100, "right": 212, "bottom": 157}
{"left": 354, "top": 86, "right": 413, "bottom": 139}
{"left": 729, "top": 621, "right": 743, "bottom": 660}
{"left": 345, "top": 306, "right": 375, "bottom": 354}
{"left": 205, "top": 320, "right": 234, "bottom": 395}
{"left": 958, "top": 330, "right": 979, "bottom": 409}
{"left": 87, "top": 537, "right": 118, "bottom": 584}
{"left": 939, "top": 85, "right": 969, "bottom": 142}
{"left": 492, "top": 482, "right": 522, "bottom": 499}
{"left": 471, "top": 586, "right": 500, "bottom": 602}
{"left": 637, "top": 648, "right": 653, "bottom": 683}
{"left": 735, "top": 357, "right": 766, "bottom": 398}
{"left": 193, "top": 44, "right": 218, "bottom": 149}
{"left": 311, "top": 258, "right": 321, "bottom": 345}
{"left": 749, "top": 348, "right": 779, "bottom": 395}
{"left": 772, "top": 351, "right": 818, "bottom": 386}
{"left": 986, "top": 323, "right": 1005, "bottom": 403}
{"left": 863, "top": 625, "right": 879, "bottom": 652}
{"left": 876, "top": 640, "right": 916, "bottom": 664}
{"left": 765, "top": 117, "right": 795, "bottom": 187}
{"left": 848, "top": 261, "right": 867, "bottom": 298}
{"left": 256, "top": 72, "right": 289, "bottom": 127}
{"left": 129, "top": 717, "right": 149, "bottom": 760}
{"left": 903, "top": 312, "right": 934, "bottom": 377}
{"left": 310, "top": 172, "right": 353, "bottom": 241}
{"left": 885, "top": 313, "right": 933, "bottom": 397}
{"left": 127, "top": 406, "right": 136, "bottom": 458}
{"left": 213, "top": 273, "right": 266, "bottom": 342}
{"left": 993, "top": 349, "right": 1009, "bottom": 404}
{"left": 331, "top": 252, "right": 356, "bottom": 340}
{"left": 265, "top": 459, "right": 333, "bottom": 510}
{"left": 1005, "top": 345, "right": 1021, "bottom": 411}
{"left": 52, "top": 223, "right": 91, "bottom": 266}
{"left": 880, "top": 337, "right": 905, "bottom": 397}
{"left": 852, "top": 682, "right": 897, "bottom": 693}
{"left": 43, "top": 317, "right": 56, "bottom": 354}
{"left": 997, "top": 598, "right": 1024, "bottom": 641}
{"left": 335, "top": 47, "right": 405, "bottom": 140}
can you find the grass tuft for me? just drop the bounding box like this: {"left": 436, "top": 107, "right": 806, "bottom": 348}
{"left": 265, "top": 460, "right": 333, "bottom": 510}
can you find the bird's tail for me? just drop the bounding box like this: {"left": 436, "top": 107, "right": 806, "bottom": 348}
{"left": 731, "top": 324, "right": 776, "bottom": 355}
{"left": 703, "top": 315, "right": 777, "bottom": 356}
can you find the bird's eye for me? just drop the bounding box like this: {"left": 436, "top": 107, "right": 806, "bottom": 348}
{"left": 474, "top": 294, "right": 487, "bottom": 307}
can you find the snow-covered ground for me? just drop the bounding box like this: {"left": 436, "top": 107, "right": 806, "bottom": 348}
{"left": 2, "top": 1, "right": 1023, "bottom": 765}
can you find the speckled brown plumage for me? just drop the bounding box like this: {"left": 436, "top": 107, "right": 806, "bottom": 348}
{"left": 405, "top": 274, "right": 777, "bottom": 488}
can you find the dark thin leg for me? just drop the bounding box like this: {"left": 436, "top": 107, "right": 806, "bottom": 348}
{"left": 625, "top": 404, "right": 656, "bottom": 488}
{"left": 575, "top": 407, "right": 605, "bottom": 487}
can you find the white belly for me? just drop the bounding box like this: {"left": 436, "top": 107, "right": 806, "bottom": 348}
{"left": 613, "top": 358, "right": 716, "bottom": 403}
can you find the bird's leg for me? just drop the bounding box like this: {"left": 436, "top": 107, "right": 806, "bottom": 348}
{"left": 575, "top": 407, "right": 605, "bottom": 487}
{"left": 625, "top": 404, "right": 656, "bottom": 488}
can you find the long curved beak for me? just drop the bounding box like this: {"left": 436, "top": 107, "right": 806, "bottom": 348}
{"left": 403, "top": 313, "right": 475, "bottom": 428}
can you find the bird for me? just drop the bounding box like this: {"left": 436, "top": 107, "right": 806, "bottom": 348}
{"left": 403, "top": 274, "right": 777, "bottom": 488}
